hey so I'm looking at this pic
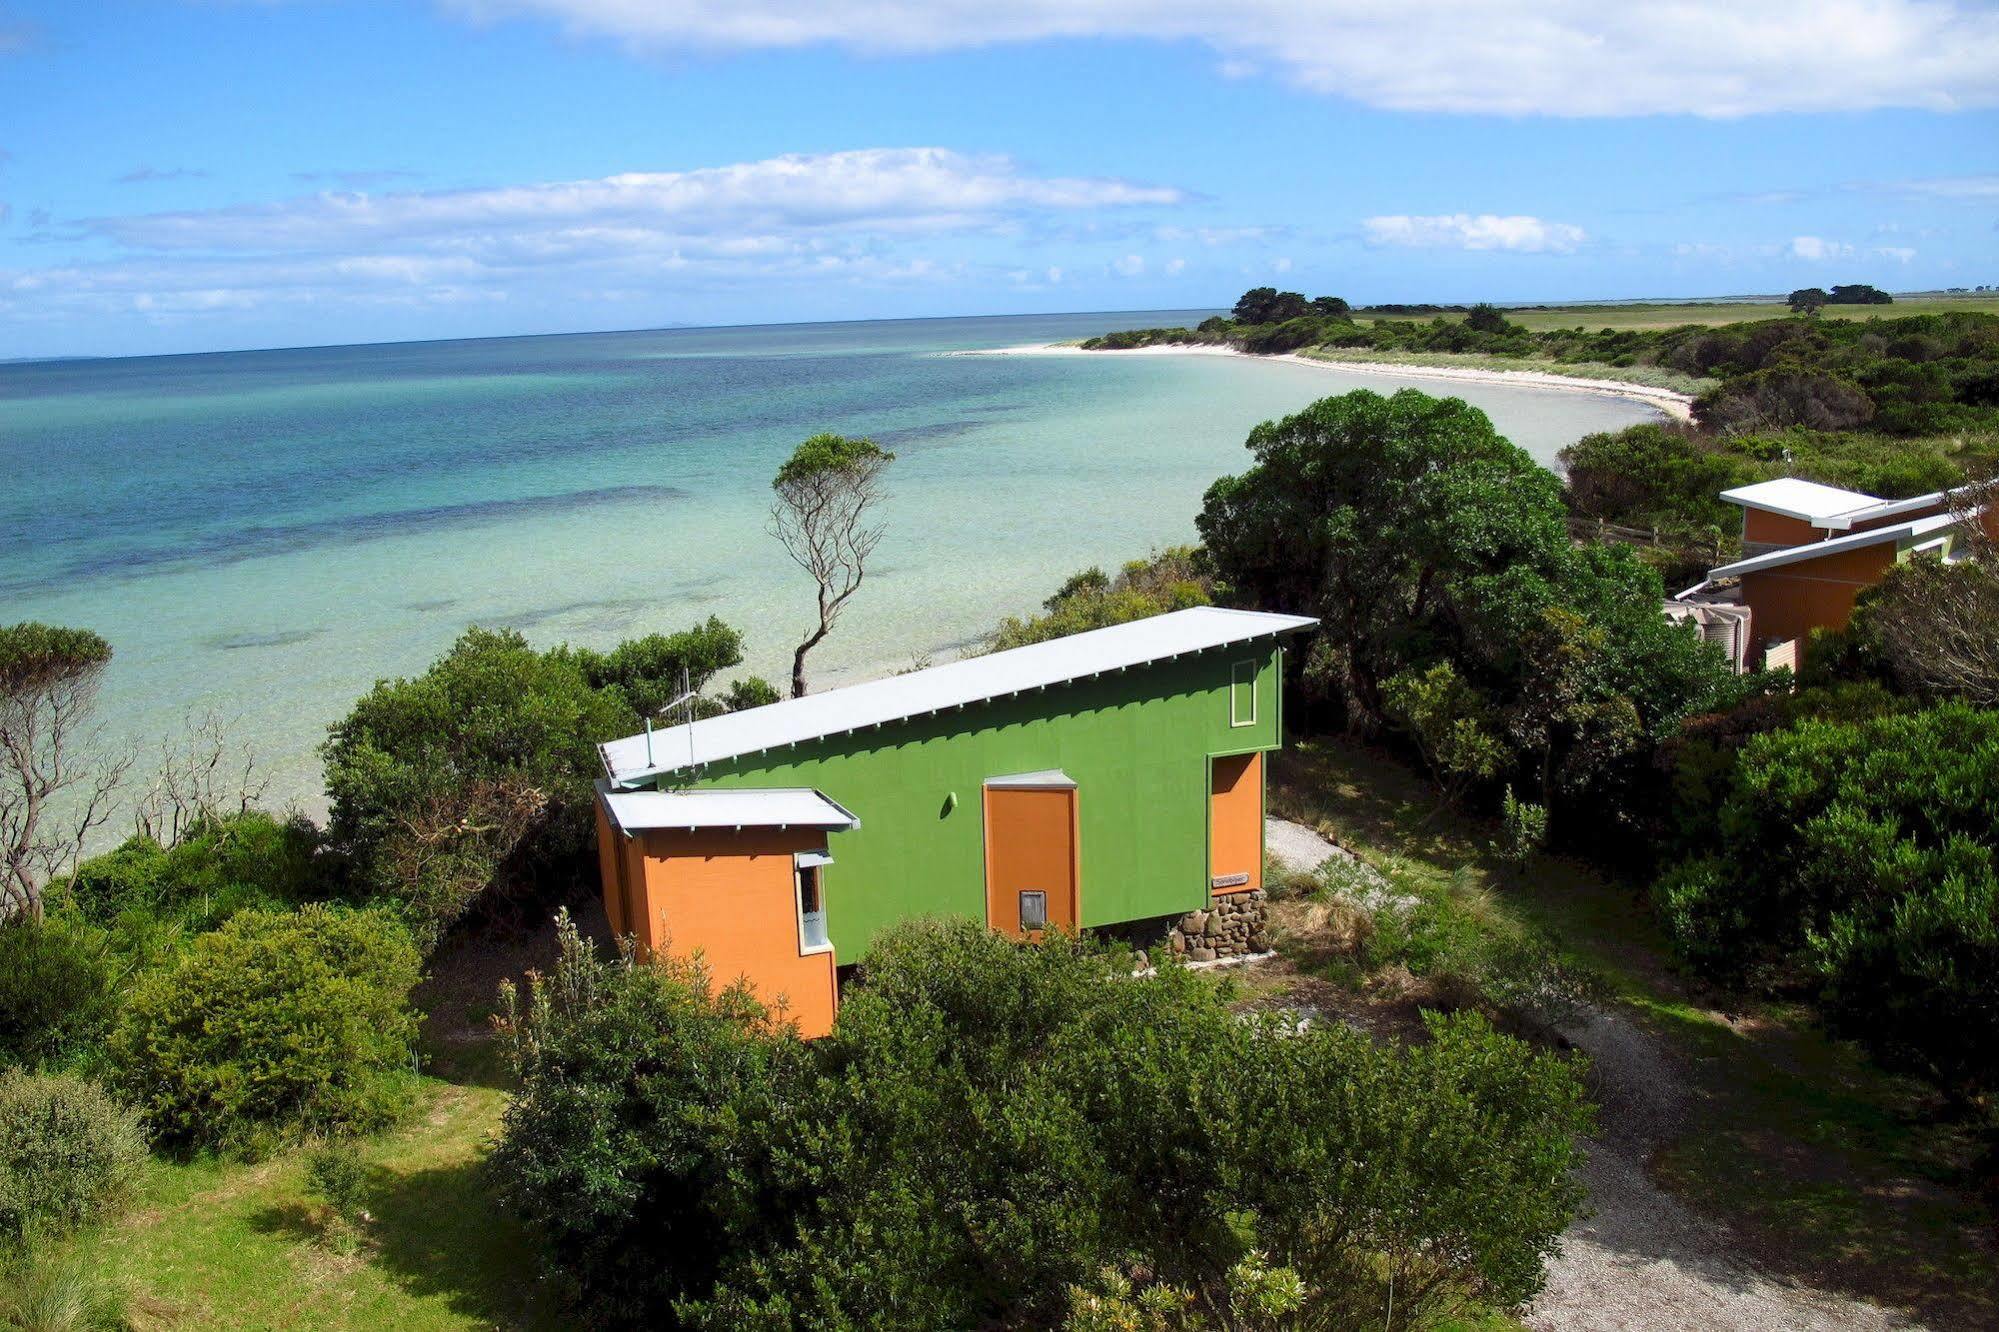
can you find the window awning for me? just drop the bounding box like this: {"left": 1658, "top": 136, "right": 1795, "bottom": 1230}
{"left": 598, "top": 783, "right": 860, "bottom": 835}
{"left": 984, "top": 769, "right": 1077, "bottom": 790}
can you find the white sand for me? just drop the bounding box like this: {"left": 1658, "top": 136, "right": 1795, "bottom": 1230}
{"left": 961, "top": 342, "right": 1695, "bottom": 421}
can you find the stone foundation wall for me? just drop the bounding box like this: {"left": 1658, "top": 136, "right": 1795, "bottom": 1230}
{"left": 1167, "top": 889, "right": 1269, "bottom": 962}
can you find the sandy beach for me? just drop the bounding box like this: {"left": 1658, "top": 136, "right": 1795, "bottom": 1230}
{"left": 962, "top": 341, "right": 1696, "bottom": 421}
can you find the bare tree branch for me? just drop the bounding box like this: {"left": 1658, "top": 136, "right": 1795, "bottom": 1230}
{"left": 768, "top": 434, "right": 894, "bottom": 697}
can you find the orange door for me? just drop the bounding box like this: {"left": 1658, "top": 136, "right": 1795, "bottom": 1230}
{"left": 1209, "top": 752, "right": 1263, "bottom": 894}
{"left": 984, "top": 786, "right": 1079, "bottom": 937}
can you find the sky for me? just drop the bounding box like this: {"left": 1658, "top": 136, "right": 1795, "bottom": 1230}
{"left": 1, "top": 0, "right": 1996, "bottom": 358}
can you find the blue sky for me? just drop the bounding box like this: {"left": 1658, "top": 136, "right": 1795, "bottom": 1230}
{"left": 2, "top": 0, "right": 1995, "bottom": 357}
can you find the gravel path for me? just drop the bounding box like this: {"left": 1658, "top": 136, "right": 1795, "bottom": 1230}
{"left": 1260, "top": 818, "right": 1925, "bottom": 1332}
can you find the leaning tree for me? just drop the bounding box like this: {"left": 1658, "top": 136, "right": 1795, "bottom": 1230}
{"left": 769, "top": 433, "right": 895, "bottom": 698}
{"left": 0, "top": 623, "right": 126, "bottom": 920}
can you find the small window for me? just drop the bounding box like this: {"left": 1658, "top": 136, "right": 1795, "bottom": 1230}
{"left": 1018, "top": 890, "right": 1048, "bottom": 930}
{"left": 1230, "top": 659, "right": 1257, "bottom": 727}
{"left": 797, "top": 865, "right": 822, "bottom": 915}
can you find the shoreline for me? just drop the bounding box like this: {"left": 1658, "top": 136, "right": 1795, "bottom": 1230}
{"left": 959, "top": 342, "right": 1695, "bottom": 421}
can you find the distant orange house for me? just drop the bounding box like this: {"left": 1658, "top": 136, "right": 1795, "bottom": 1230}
{"left": 1674, "top": 478, "right": 1994, "bottom": 670}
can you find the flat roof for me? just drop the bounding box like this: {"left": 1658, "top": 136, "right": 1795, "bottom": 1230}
{"left": 1707, "top": 511, "right": 1961, "bottom": 579}
{"left": 599, "top": 784, "right": 860, "bottom": 834}
{"left": 601, "top": 606, "right": 1318, "bottom": 787}
{"left": 1719, "top": 478, "right": 1882, "bottom": 523}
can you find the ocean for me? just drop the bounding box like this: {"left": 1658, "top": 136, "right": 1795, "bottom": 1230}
{"left": 0, "top": 311, "right": 1661, "bottom": 813}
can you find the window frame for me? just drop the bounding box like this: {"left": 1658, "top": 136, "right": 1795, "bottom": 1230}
{"left": 1229, "top": 659, "right": 1258, "bottom": 728}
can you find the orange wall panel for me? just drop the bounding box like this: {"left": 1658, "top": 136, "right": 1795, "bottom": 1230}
{"left": 594, "top": 799, "right": 627, "bottom": 936}
{"left": 983, "top": 787, "right": 1079, "bottom": 937}
{"left": 625, "top": 827, "right": 840, "bottom": 1039}
{"left": 1740, "top": 544, "right": 1897, "bottom": 665}
{"left": 1742, "top": 509, "right": 1823, "bottom": 547}
{"left": 1208, "top": 752, "right": 1262, "bottom": 894}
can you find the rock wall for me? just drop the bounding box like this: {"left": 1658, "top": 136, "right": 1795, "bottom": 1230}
{"left": 1167, "top": 890, "right": 1269, "bottom": 962}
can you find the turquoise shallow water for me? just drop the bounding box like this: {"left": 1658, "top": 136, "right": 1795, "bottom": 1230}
{"left": 0, "top": 312, "right": 1660, "bottom": 812}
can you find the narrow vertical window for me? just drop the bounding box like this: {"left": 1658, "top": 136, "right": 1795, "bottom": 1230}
{"left": 1018, "top": 890, "right": 1048, "bottom": 931}
{"left": 1230, "top": 659, "right": 1257, "bottom": 727}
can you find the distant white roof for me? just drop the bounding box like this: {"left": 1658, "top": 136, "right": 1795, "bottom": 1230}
{"left": 599, "top": 784, "right": 860, "bottom": 834}
{"left": 1720, "top": 478, "right": 1882, "bottom": 523}
{"left": 601, "top": 606, "right": 1318, "bottom": 787}
{"left": 1820, "top": 489, "right": 1954, "bottom": 529}
{"left": 1707, "top": 511, "right": 1964, "bottom": 579}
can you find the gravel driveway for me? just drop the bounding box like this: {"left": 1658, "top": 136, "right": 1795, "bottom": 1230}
{"left": 1261, "top": 818, "right": 1925, "bottom": 1332}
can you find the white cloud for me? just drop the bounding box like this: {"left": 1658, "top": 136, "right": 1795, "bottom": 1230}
{"left": 1112, "top": 254, "right": 1145, "bottom": 276}
{"left": 1045, "top": 266, "right": 1063, "bottom": 284}
{"left": 1872, "top": 245, "right": 1918, "bottom": 262}
{"left": 9, "top": 148, "right": 1185, "bottom": 327}
{"left": 1271, "top": 256, "right": 1293, "bottom": 272}
{"left": 446, "top": 1, "right": 1999, "bottom": 117}
{"left": 1876, "top": 173, "right": 1999, "bottom": 200}
{"left": 1164, "top": 256, "right": 1186, "bottom": 276}
{"left": 1789, "top": 235, "right": 1856, "bottom": 260}
{"left": 1363, "top": 213, "right": 1586, "bottom": 254}
{"left": 89, "top": 148, "right": 1182, "bottom": 254}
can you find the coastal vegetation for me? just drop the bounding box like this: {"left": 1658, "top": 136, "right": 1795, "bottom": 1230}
{"left": 493, "top": 913, "right": 1588, "bottom": 1331}
{"left": 5, "top": 333, "right": 1996, "bottom": 1327}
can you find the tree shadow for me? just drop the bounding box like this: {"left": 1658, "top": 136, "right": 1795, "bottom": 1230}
{"left": 364, "top": 1154, "right": 559, "bottom": 1330}
{"left": 416, "top": 905, "right": 606, "bottom": 1089}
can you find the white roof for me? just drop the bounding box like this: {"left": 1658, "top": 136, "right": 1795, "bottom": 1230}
{"left": 1707, "top": 511, "right": 1963, "bottom": 579}
{"left": 601, "top": 606, "right": 1318, "bottom": 787}
{"left": 599, "top": 784, "right": 860, "bottom": 834}
{"left": 1719, "top": 478, "right": 1882, "bottom": 523}
{"left": 1820, "top": 489, "right": 1952, "bottom": 529}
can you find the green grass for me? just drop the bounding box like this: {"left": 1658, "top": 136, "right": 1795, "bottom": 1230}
{"left": 1269, "top": 736, "right": 1999, "bottom": 1331}
{"left": 21, "top": 1069, "right": 553, "bottom": 1330}
{"left": 1293, "top": 347, "right": 1713, "bottom": 395}
{"left": 1353, "top": 292, "right": 1999, "bottom": 333}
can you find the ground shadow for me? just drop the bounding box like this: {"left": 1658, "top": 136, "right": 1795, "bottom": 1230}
{"left": 365, "top": 1154, "right": 559, "bottom": 1330}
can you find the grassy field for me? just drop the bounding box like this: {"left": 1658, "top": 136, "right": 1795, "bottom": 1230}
{"left": 1354, "top": 291, "right": 1999, "bottom": 333}
{"left": 1266, "top": 737, "right": 1999, "bottom": 1332}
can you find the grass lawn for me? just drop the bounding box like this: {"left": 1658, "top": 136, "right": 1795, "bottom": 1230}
{"left": 42, "top": 1077, "right": 554, "bottom": 1332}
{"left": 1268, "top": 735, "right": 1999, "bottom": 1331}
{"left": 27, "top": 930, "right": 564, "bottom": 1332}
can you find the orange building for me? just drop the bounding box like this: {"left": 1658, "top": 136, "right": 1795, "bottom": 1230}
{"left": 1682, "top": 479, "right": 1992, "bottom": 669}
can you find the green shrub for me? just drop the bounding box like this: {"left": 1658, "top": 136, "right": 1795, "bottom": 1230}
{"left": 989, "top": 547, "right": 1211, "bottom": 651}
{"left": 1652, "top": 703, "right": 1999, "bottom": 1101}
{"left": 57, "top": 811, "right": 324, "bottom": 932}
{"left": 305, "top": 1141, "right": 371, "bottom": 1232}
{"left": 110, "top": 906, "right": 421, "bottom": 1154}
{"left": 0, "top": 919, "right": 116, "bottom": 1073}
{"left": 495, "top": 915, "right": 1591, "bottom": 1329}
{"left": 0, "top": 1071, "right": 145, "bottom": 1244}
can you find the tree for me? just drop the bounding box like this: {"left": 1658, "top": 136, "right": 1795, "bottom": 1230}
{"left": 0, "top": 625, "right": 126, "bottom": 922}
{"left": 1309, "top": 295, "right": 1352, "bottom": 319}
{"left": 1464, "top": 303, "right": 1510, "bottom": 334}
{"left": 1197, "top": 390, "right": 1570, "bottom": 727}
{"left": 1787, "top": 287, "right": 1828, "bottom": 315}
{"left": 1230, "top": 287, "right": 1310, "bottom": 326}
{"left": 1827, "top": 283, "right": 1893, "bottom": 305}
{"left": 769, "top": 433, "right": 895, "bottom": 698}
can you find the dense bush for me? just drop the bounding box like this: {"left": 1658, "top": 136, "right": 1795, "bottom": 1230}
{"left": 1652, "top": 703, "right": 1999, "bottom": 1102}
{"left": 988, "top": 547, "right": 1211, "bottom": 651}
{"left": 1559, "top": 423, "right": 1753, "bottom": 536}
{"left": 56, "top": 811, "right": 324, "bottom": 931}
{"left": 0, "top": 1070, "right": 145, "bottom": 1244}
{"left": 494, "top": 915, "right": 1590, "bottom": 1330}
{"left": 323, "top": 621, "right": 761, "bottom": 946}
{"left": 1197, "top": 391, "right": 1740, "bottom": 843}
{"left": 0, "top": 918, "right": 116, "bottom": 1073}
{"left": 110, "top": 905, "right": 421, "bottom": 1154}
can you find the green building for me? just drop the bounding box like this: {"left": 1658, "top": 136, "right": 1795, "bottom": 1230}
{"left": 594, "top": 607, "right": 1316, "bottom": 1035}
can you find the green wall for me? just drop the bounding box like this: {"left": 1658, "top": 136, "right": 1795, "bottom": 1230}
{"left": 660, "top": 644, "right": 1286, "bottom": 960}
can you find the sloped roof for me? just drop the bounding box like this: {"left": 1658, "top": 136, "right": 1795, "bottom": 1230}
{"left": 600, "top": 606, "right": 1318, "bottom": 787}
{"left": 1707, "top": 511, "right": 1962, "bottom": 579}
{"left": 599, "top": 783, "right": 859, "bottom": 834}
{"left": 1719, "top": 478, "right": 1882, "bottom": 523}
